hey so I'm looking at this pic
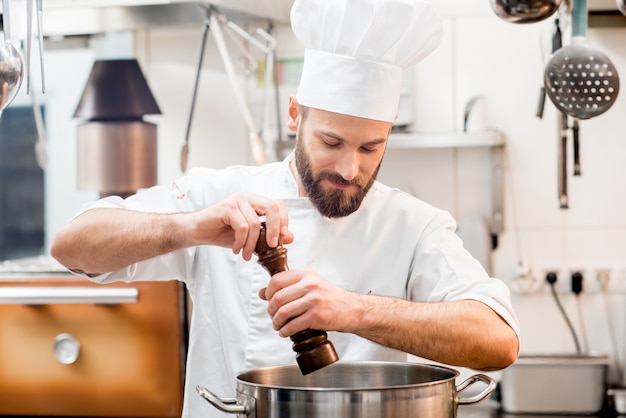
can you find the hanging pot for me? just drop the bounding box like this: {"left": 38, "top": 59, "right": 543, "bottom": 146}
{"left": 490, "top": 0, "right": 563, "bottom": 23}
{"left": 196, "top": 361, "right": 496, "bottom": 418}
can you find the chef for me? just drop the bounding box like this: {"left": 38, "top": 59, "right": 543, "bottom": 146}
{"left": 51, "top": 0, "right": 520, "bottom": 417}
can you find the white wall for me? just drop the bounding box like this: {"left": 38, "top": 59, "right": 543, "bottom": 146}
{"left": 35, "top": 0, "right": 626, "bottom": 383}
{"left": 380, "top": 0, "right": 626, "bottom": 383}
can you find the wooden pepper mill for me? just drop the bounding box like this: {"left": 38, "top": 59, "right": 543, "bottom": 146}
{"left": 254, "top": 222, "right": 339, "bottom": 375}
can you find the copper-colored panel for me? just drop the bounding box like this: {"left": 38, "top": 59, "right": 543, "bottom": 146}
{"left": 0, "top": 277, "right": 184, "bottom": 417}
{"left": 77, "top": 121, "right": 158, "bottom": 195}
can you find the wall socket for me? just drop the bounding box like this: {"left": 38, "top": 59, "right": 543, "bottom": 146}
{"left": 509, "top": 264, "right": 626, "bottom": 294}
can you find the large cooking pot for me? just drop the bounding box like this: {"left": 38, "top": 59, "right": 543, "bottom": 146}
{"left": 196, "top": 361, "right": 496, "bottom": 417}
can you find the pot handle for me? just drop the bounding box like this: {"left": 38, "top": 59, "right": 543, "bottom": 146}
{"left": 456, "top": 374, "right": 496, "bottom": 405}
{"left": 196, "top": 385, "right": 246, "bottom": 414}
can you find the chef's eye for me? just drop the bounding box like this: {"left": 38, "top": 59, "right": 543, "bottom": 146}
{"left": 323, "top": 140, "right": 341, "bottom": 148}
{"left": 360, "top": 146, "right": 377, "bottom": 153}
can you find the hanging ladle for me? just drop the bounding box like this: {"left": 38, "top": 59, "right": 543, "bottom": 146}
{"left": 0, "top": 0, "right": 24, "bottom": 111}
{"left": 544, "top": 0, "right": 620, "bottom": 119}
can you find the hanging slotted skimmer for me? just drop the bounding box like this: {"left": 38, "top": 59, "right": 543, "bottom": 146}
{"left": 544, "top": 0, "right": 619, "bottom": 119}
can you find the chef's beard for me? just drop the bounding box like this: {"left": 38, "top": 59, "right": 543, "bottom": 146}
{"left": 294, "top": 137, "right": 380, "bottom": 218}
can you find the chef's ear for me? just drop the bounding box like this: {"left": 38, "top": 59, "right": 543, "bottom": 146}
{"left": 287, "top": 95, "right": 300, "bottom": 132}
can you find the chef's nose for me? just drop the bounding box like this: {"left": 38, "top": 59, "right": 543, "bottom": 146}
{"left": 335, "top": 150, "right": 359, "bottom": 181}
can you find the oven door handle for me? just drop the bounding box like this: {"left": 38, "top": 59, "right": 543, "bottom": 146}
{"left": 0, "top": 286, "right": 139, "bottom": 305}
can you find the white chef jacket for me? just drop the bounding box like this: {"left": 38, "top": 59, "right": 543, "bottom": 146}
{"left": 76, "top": 154, "right": 519, "bottom": 418}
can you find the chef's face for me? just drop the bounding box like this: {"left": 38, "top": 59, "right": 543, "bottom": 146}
{"left": 287, "top": 97, "right": 392, "bottom": 218}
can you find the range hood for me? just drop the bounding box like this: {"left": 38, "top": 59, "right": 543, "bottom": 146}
{"left": 46, "top": 0, "right": 293, "bottom": 21}
{"left": 36, "top": 0, "right": 293, "bottom": 36}
{"left": 73, "top": 59, "right": 162, "bottom": 198}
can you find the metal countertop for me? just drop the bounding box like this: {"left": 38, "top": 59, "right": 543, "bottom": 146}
{"left": 458, "top": 399, "right": 613, "bottom": 418}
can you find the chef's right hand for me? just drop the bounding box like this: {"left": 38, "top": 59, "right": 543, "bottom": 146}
{"left": 187, "top": 193, "right": 293, "bottom": 260}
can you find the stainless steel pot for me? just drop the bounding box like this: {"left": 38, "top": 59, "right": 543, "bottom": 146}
{"left": 196, "top": 361, "right": 496, "bottom": 417}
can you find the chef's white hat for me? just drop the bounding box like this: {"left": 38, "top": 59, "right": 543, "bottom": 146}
{"left": 291, "top": 0, "right": 443, "bottom": 123}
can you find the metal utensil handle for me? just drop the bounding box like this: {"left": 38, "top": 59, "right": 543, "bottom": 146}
{"left": 456, "top": 373, "right": 497, "bottom": 405}
{"left": 181, "top": 10, "right": 211, "bottom": 173}
{"left": 558, "top": 112, "right": 569, "bottom": 209}
{"left": 0, "top": 286, "right": 138, "bottom": 304}
{"left": 196, "top": 386, "right": 246, "bottom": 414}
{"left": 572, "top": 0, "right": 587, "bottom": 38}
{"left": 36, "top": 0, "right": 45, "bottom": 93}
{"left": 2, "top": 0, "right": 12, "bottom": 43}
{"left": 573, "top": 118, "right": 581, "bottom": 175}
{"left": 26, "top": 0, "right": 33, "bottom": 93}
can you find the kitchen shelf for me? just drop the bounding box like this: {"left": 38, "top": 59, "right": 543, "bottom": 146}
{"left": 387, "top": 130, "right": 505, "bottom": 249}
{"left": 387, "top": 130, "right": 505, "bottom": 149}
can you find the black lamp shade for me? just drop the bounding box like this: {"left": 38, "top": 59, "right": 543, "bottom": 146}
{"left": 73, "top": 59, "right": 162, "bottom": 121}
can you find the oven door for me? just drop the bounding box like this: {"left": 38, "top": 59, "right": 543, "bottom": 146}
{"left": 0, "top": 275, "right": 186, "bottom": 417}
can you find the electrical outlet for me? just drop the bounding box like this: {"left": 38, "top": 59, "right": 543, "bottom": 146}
{"left": 508, "top": 261, "right": 543, "bottom": 293}
{"left": 608, "top": 267, "right": 626, "bottom": 293}
{"left": 593, "top": 268, "right": 611, "bottom": 293}
{"left": 509, "top": 264, "right": 626, "bottom": 294}
{"left": 540, "top": 268, "right": 567, "bottom": 293}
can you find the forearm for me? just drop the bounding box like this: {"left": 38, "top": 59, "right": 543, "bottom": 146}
{"left": 50, "top": 208, "right": 192, "bottom": 275}
{"left": 346, "top": 295, "right": 519, "bottom": 371}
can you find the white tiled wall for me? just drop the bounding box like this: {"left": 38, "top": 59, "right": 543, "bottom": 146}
{"left": 377, "top": 0, "right": 626, "bottom": 383}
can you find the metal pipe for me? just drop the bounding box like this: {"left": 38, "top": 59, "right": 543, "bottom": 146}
{"left": 209, "top": 9, "right": 266, "bottom": 165}
{"left": 0, "top": 286, "right": 139, "bottom": 304}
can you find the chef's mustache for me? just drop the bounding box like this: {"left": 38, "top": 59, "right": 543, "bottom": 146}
{"left": 316, "top": 171, "right": 363, "bottom": 188}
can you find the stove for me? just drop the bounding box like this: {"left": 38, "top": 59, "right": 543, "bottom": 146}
{"left": 0, "top": 257, "right": 187, "bottom": 417}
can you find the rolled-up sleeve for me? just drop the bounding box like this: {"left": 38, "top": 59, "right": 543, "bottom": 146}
{"left": 407, "top": 209, "right": 520, "bottom": 339}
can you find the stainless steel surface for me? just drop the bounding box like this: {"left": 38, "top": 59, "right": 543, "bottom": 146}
{"left": 544, "top": 0, "right": 620, "bottom": 119}
{"left": 198, "top": 362, "right": 496, "bottom": 417}
{"left": 26, "top": 0, "right": 32, "bottom": 93}
{"left": 0, "top": 0, "right": 24, "bottom": 111}
{"left": 34, "top": 1, "right": 292, "bottom": 38}
{"left": 500, "top": 354, "right": 610, "bottom": 415}
{"left": 490, "top": 0, "right": 562, "bottom": 23}
{"left": 25, "top": 0, "right": 44, "bottom": 94}
{"left": 45, "top": 0, "right": 292, "bottom": 24}
{"left": 0, "top": 286, "right": 138, "bottom": 304}
{"left": 182, "top": 8, "right": 211, "bottom": 173}
{"left": 209, "top": 8, "right": 268, "bottom": 165}
{"left": 573, "top": 117, "right": 581, "bottom": 175}
{"left": 77, "top": 121, "right": 158, "bottom": 195}
{"left": 53, "top": 333, "right": 81, "bottom": 364}
{"left": 459, "top": 399, "right": 607, "bottom": 418}
{"left": 490, "top": 145, "right": 505, "bottom": 238}
{"left": 0, "top": 255, "right": 69, "bottom": 274}
{"left": 608, "top": 388, "right": 626, "bottom": 414}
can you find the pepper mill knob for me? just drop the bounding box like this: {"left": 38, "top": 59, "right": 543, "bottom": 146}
{"left": 255, "top": 222, "right": 339, "bottom": 375}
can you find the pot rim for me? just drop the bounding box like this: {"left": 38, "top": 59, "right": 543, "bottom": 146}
{"left": 235, "top": 361, "right": 461, "bottom": 392}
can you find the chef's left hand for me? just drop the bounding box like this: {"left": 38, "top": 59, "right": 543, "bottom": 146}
{"left": 258, "top": 270, "right": 353, "bottom": 337}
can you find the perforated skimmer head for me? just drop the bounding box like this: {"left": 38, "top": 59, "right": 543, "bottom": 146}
{"left": 544, "top": 47, "right": 620, "bottom": 119}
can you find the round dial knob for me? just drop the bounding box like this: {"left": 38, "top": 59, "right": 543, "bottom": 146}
{"left": 53, "top": 333, "right": 80, "bottom": 365}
